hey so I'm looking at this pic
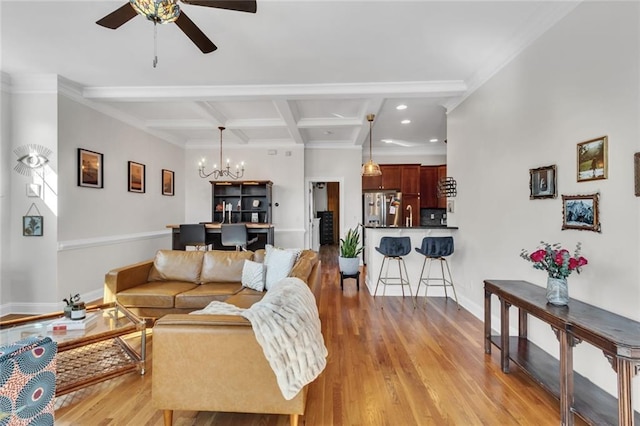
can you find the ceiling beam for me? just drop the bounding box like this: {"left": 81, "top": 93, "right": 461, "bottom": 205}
{"left": 273, "top": 100, "right": 304, "bottom": 145}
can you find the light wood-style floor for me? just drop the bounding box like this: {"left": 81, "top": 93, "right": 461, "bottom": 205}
{"left": 53, "top": 245, "right": 581, "bottom": 425}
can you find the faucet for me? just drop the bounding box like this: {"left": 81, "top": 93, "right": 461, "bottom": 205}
{"left": 405, "top": 205, "right": 413, "bottom": 227}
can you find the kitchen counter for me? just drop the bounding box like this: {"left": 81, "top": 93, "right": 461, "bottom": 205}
{"left": 363, "top": 226, "right": 458, "bottom": 297}
{"left": 364, "top": 225, "right": 459, "bottom": 230}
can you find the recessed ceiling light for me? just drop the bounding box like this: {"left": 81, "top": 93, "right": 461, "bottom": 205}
{"left": 429, "top": 138, "right": 438, "bottom": 143}
{"left": 396, "top": 104, "right": 407, "bottom": 110}
{"left": 381, "top": 139, "right": 393, "bottom": 144}
{"left": 401, "top": 119, "right": 411, "bottom": 124}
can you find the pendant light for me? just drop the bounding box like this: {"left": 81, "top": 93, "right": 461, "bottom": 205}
{"left": 362, "top": 113, "right": 382, "bottom": 176}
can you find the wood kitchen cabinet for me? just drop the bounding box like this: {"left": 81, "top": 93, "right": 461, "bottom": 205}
{"left": 437, "top": 165, "right": 447, "bottom": 208}
{"left": 401, "top": 165, "right": 421, "bottom": 194}
{"left": 362, "top": 174, "right": 382, "bottom": 191}
{"left": 380, "top": 165, "right": 402, "bottom": 190}
{"left": 420, "top": 166, "right": 439, "bottom": 208}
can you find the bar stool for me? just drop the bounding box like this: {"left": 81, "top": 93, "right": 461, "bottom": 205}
{"left": 414, "top": 236, "right": 459, "bottom": 309}
{"left": 373, "top": 236, "right": 413, "bottom": 300}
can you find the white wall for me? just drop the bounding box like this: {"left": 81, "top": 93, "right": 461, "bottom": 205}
{"left": 185, "top": 145, "right": 306, "bottom": 248}
{"left": 448, "top": 1, "right": 639, "bottom": 407}
{"left": 0, "top": 71, "right": 10, "bottom": 306}
{"left": 305, "top": 147, "right": 363, "bottom": 241}
{"left": 1, "top": 76, "right": 186, "bottom": 314}
{"left": 9, "top": 81, "right": 59, "bottom": 308}
{"left": 56, "top": 94, "right": 184, "bottom": 303}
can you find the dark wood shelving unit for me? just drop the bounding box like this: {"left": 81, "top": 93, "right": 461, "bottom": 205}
{"left": 211, "top": 180, "right": 272, "bottom": 224}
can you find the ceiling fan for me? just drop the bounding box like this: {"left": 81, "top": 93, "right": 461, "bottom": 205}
{"left": 97, "top": 0, "right": 256, "bottom": 66}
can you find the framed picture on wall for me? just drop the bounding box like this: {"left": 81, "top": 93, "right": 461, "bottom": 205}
{"left": 128, "top": 161, "right": 145, "bottom": 193}
{"left": 577, "top": 136, "right": 608, "bottom": 182}
{"left": 77, "top": 148, "right": 103, "bottom": 188}
{"left": 23, "top": 215, "right": 43, "bottom": 236}
{"left": 529, "top": 165, "right": 557, "bottom": 199}
{"left": 162, "top": 169, "right": 174, "bottom": 196}
{"left": 562, "top": 193, "right": 601, "bottom": 232}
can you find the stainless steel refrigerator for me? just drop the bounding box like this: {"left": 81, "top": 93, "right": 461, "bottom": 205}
{"left": 363, "top": 191, "right": 403, "bottom": 227}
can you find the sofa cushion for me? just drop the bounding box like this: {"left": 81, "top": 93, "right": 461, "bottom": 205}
{"left": 264, "top": 246, "right": 298, "bottom": 290}
{"left": 241, "top": 260, "right": 266, "bottom": 292}
{"left": 289, "top": 249, "right": 318, "bottom": 283}
{"left": 117, "top": 281, "right": 198, "bottom": 308}
{"left": 225, "top": 287, "right": 266, "bottom": 309}
{"left": 200, "top": 250, "right": 254, "bottom": 284}
{"left": 175, "top": 283, "right": 243, "bottom": 309}
{"left": 148, "top": 250, "right": 204, "bottom": 283}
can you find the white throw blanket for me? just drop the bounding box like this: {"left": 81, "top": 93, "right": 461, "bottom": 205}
{"left": 190, "top": 277, "right": 328, "bottom": 400}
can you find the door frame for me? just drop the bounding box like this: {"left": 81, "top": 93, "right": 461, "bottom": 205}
{"left": 305, "top": 177, "right": 343, "bottom": 250}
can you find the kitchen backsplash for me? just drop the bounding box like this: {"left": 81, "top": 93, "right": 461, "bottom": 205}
{"left": 420, "top": 208, "right": 447, "bottom": 226}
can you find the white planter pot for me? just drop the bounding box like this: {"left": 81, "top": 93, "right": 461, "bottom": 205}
{"left": 338, "top": 256, "right": 360, "bottom": 275}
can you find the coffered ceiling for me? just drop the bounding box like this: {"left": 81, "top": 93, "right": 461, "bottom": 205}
{"left": 1, "top": 1, "right": 579, "bottom": 155}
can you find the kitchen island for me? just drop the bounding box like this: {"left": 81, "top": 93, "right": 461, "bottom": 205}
{"left": 363, "top": 226, "right": 458, "bottom": 297}
{"left": 167, "top": 223, "right": 274, "bottom": 250}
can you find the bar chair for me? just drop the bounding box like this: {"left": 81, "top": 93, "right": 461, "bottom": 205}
{"left": 179, "top": 224, "right": 209, "bottom": 251}
{"left": 414, "top": 236, "right": 459, "bottom": 309}
{"left": 373, "top": 236, "right": 414, "bottom": 301}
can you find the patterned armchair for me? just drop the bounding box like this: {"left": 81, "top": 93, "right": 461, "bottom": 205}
{"left": 0, "top": 337, "right": 57, "bottom": 425}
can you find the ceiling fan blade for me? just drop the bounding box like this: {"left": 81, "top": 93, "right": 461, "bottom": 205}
{"left": 96, "top": 3, "right": 138, "bottom": 29}
{"left": 175, "top": 12, "right": 218, "bottom": 53}
{"left": 181, "top": 0, "right": 257, "bottom": 13}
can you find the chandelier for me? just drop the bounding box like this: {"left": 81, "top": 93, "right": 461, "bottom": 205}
{"left": 199, "top": 126, "right": 245, "bottom": 180}
{"left": 361, "top": 113, "right": 382, "bottom": 176}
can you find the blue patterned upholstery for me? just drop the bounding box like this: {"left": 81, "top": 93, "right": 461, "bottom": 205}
{"left": 375, "top": 237, "right": 411, "bottom": 257}
{"left": 415, "top": 237, "right": 454, "bottom": 258}
{"left": 0, "top": 337, "right": 57, "bottom": 425}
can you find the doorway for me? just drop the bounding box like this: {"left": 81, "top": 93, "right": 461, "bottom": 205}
{"left": 308, "top": 180, "right": 340, "bottom": 251}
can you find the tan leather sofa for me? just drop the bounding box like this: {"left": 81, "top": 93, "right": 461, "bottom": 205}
{"left": 151, "top": 250, "right": 321, "bottom": 426}
{"left": 104, "top": 248, "right": 320, "bottom": 320}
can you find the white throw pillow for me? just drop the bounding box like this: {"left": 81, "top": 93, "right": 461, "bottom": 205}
{"left": 264, "top": 244, "right": 302, "bottom": 265}
{"left": 241, "top": 260, "right": 266, "bottom": 292}
{"left": 264, "top": 247, "right": 298, "bottom": 290}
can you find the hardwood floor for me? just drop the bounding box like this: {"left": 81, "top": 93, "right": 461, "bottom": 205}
{"left": 53, "top": 244, "right": 581, "bottom": 425}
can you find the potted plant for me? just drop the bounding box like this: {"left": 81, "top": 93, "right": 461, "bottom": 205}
{"left": 338, "top": 227, "right": 363, "bottom": 275}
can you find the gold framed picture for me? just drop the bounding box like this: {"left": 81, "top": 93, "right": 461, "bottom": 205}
{"left": 577, "top": 136, "right": 607, "bottom": 182}
{"left": 562, "top": 193, "right": 601, "bottom": 232}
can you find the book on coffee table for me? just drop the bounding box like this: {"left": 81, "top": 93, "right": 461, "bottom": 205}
{"left": 46, "top": 312, "right": 98, "bottom": 332}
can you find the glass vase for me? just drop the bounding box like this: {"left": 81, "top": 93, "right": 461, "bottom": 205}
{"left": 546, "top": 277, "right": 569, "bottom": 306}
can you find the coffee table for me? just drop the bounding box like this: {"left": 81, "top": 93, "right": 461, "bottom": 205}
{"left": 0, "top": 302, "right": 146, "bottom": 396}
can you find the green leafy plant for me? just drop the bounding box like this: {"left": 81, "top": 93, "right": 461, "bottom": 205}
{"left": 339, "top": 227, "right": 363, "bottom": 258}
{"left": 63, "top": 293, "right": 80, "bottom": 306}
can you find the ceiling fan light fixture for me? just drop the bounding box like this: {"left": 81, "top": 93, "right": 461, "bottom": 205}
{"left": 130, "top": 0, "right": 180, "bottom": 24}
{"left": 362, "top": 113, "right": 382, "bottom": 177}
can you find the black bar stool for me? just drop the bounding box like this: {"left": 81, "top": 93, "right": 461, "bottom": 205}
{"left": 414, "top": 236, "right": 459, "bottom": 309}
{"left": 373, "top": 236, "right": 413, "bottom": 300}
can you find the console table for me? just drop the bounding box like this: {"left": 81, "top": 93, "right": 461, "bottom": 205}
{"left": 484, "top": 279, "right": 640, "bottom": 426}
